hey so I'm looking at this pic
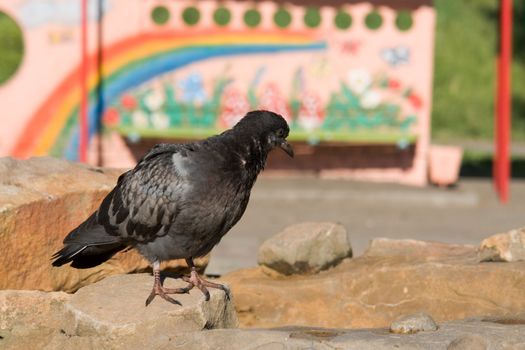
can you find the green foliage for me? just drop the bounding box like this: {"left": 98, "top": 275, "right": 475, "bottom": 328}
{"left": 395, "top": 11, "right": 413, "bottom": 31}
{"left": 151, "top": 6, "right": 170, "bottom": 25}
{"left": 0, "top": 12, "right": 24, "bottom": 85}
{"left": 243, "top": 9, "right": 261, "bottom": 28}
{"left": 274, "top": 8, "right": 292, "bottom": 28}
{"left": 213, "top": 7, "right": 231, "bottom": 26}
{"left": 432, "top": 0, "right": 525, "bottom": 141}
{"left": 364, "top": 10, "right": 382, "bottom": 30}
{"left": 334, "top": 10, "right": 352, "bottom": 30}
{"left": 182, "top": 7, "right": 200, "bottom": 26}
{"left": 303, "top": 7, "right": 321, "bottom": 28}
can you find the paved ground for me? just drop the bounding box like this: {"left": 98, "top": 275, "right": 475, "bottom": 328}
{"left": 206, "top": 177, "right": 525, "bottom": 276}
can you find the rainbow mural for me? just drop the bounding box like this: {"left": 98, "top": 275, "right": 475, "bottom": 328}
{"left": 12, "top": 30, "right": 325, "bottom": 159}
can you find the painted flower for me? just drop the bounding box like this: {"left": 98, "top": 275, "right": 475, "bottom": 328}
{"left": 144, "top": 90, "right": 165, "bottom": 111}
{"left": 151, "top": 112, "right": 170, "bottom": 130}
{"left": 132, "top": 110, "right": 149, "bottom": 128}
{"left": 102, "top": 107, "right": 119, "bottom": 126}
{"left": 258, "top": 83, "right": 291, "bottom": 122}
{"left": 360, "top": 90, "right": 381, "bottom": 109}
{"left": 298, "top": 91, "right": 324, "bottom": 131}
{"left": 178, "top": 72, "right": 207, "bottom": 105}
{"left": 408, "top": 94, "right": 423, "bottom": 110}
{"left": 388, "top": 79, "right": 401, "bottom": 90}
{"left": 220, "top": 86, "right": 250, "bottom": 128}
{"left": 347, "top": 69, "right": 371, "bottom": 95}
{"left": 121, "top": 94, "right": 137, "bottom": 110}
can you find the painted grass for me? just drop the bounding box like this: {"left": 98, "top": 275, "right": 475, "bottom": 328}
{"left": 116, "top": 125, "right": 417, "bottom": 145}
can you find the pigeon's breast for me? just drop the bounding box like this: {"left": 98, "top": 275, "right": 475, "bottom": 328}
{"left": 135, "top": 151, "right": 254, "bottom": 261}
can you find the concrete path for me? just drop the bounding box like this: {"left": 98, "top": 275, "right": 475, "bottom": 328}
{"left": 206, "top": 177, "right": 525, "bottom": 275}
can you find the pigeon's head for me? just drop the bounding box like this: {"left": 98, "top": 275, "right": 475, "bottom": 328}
{"left": 235, "top": 110, "right": 294, "bottom": 158}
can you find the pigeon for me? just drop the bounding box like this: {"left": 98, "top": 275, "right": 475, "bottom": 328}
{"left": 52, "top": 110, "right": 293, "bottom": 306}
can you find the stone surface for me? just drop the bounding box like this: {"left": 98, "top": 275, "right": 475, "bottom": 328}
{"left": 7, "top": 317, "right": 523, "bottom": 349}
{"left": 390, "top": 312, "right": 438, "bottom": 334}
{"left": 257, "top": 222, "right": 352, "bottom": 275}
{"left": 479, "top": 227, "right": 525, "bottom": 262}
{"left": 0, "top": 273, "right": 237, "bottom": 350}
{"left": 63, "top": 273, "right": 237, "bottom": 338}
{"left": 166, "top": 318, "right": 525, "bottom": 350}
{"left": 3, "top": 276, "right": 525, "bottom": 349}
{"left": 364, "top": 238, "right": 477, "bottom": 260}
{"left": 0, "top": 157, "right": 208, "bottom": 292}
{"left": 447, "top": 334, "right": 488, "bottom": 350}
{"left": 3, "top": 291, "right": 525, "bottom": 350}
{"left": 222, "top": 239, "right": 525, "bottom": 329}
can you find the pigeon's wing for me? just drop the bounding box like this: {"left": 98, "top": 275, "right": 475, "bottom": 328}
{"left": 96, "top": 144, "right": 187, "bottom": 243}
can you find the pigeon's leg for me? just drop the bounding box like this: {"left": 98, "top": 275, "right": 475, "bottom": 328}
{"left": 182, "top": 258, "right": 231, "bottom": 301}
{"left": 145, "top": 261, "right": 191, "bottom": 306}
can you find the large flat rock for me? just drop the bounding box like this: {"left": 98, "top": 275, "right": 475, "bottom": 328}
{"left": 0, "top": 157, "right": 207, "bottom": 292}
{"left": 222, "top": 239, "right": 525, "bottom": 329}
{"left": 0, "top": 273, "right": 237, "bottom": 350}
{"left": 63, "top": 273, "right": 237, "bottom": 338}
{"left": 167, "top": 318, "right": 525, "bottom": 350}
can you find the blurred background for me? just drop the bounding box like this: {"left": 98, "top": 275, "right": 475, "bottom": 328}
{"left": 0, "top": 0, "right": 523, "bottom": 274}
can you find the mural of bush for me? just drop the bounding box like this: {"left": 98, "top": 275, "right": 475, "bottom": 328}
{"left": 244, "top": 9, "right": 262, "bottom": 28}
{"left": 182, "top": 6, "right": 200, "bottom": 26}
{"left": 365, "top": 10, "right": 383, "bottom": 30}
{"left": 213, "top": 7, "right": 231, "bottom": 26}
{"left": 334, "top": 10, "right": 352, "bottom": 30}
{"left": 274, "top": 7, "right": 292, "bottom": 28}
{"left": 0, "top": 11, "right": 24, "bottom": 85}
{"left": 104, "top": 68, "right": 419, "bottom": 144}
{"left": 151, "top": 6, "right": 170, "bottom": 26}
{"left": 147, "top": 4, "right": 414, "bottom": 33}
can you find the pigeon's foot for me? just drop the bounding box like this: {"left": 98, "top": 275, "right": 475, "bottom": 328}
{"left": 145, "top": 261, "right": 193, "bottom": 306}
{"left": 183, "top": 258, "right": 231, "bottom": 301}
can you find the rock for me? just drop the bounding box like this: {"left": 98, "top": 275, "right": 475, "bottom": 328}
{"left": 0, "top": 157, "right": 208, "bottom": 292}
{"left": 222, "top": 239, "right": 525, "bottom": 329}
{"left": 447, "top": 334, "right": 488, "bottom": 350}
{"left": 0, "top": 290, "right": 70, "bottom": 332}
{"left": 479, "top": 227, "right": 525, "bottom": 262}
{"left": 390, "top": 312, "right": 438, "bottom": 334}
{"left": 257, "top": 222, "right": 352, "bottom": 275}
{"left": 0, "top": 273, "right": 237, "bottom": 350}
{"left": 364, "top": 238, "right": 476, "bottom": 260}
{"left": 63, "top": 273, "right": 237, "bottom": 338}
{"left": 109, "top": 317, "right": 525, "bottom": 349}
{"left": 4, "top": 284, "right": 525, "bottom": 349}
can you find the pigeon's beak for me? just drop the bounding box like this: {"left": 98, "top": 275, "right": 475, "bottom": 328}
{"left": 279, "top": 140, "right": 294, "bottom": 158}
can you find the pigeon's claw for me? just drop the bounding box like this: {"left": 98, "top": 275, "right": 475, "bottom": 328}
{"left": 145, "top": 261, "right": 192, "bottom": 306}
{"left": 145, "top": 283, "right": 182, "bottom": 307}
{"left": 219, "top": 285, "right": 231, "bottom": 300}
{"left": 182, "top": 267, "right": 230, "bottom": 301}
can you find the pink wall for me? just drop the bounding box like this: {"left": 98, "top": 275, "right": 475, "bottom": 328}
{"left": 0, "top": 0, "right": 435, "bottom": 186}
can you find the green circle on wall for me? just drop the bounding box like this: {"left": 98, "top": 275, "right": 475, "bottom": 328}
{"left": 182, "top": 6, "right": 200, "bottom": 26}
{"left": 244, "top": 9, "right": 261, "bottom": 28}
{"left": 365, "top": 10, "right": 383, "bottom": 30}
{"left": 334, "top": 10, "right": 352, "bottom": 30}
{"left": 0, "top": 11, "right": 24, "bottom": 85}
{"left": 151, "top": 6, "right": 170, "bottom": 25}
{"left": 213, "top": 7, "right": 231, "bottom": 26}
{"left": 274, "top": 8, "right": 292, "bottom": 28}
{"left": 304, "top": 7, "right": 321, "bottom": 28}
{"left": 396, "top": 10, "right": 413, "bottom": 31}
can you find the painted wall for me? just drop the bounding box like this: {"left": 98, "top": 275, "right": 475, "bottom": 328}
{"left": 0, "top": 0, "right": 435, "bottom": 185}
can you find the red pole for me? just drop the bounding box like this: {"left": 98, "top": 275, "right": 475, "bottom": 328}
{"left": 79, "top": 0, "right": 88, "bottom": 163}
{"left": 495, "top": 0, "right": 512, "bottom": 202}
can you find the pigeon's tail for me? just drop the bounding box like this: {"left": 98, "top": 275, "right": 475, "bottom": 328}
{"left": 52, "top": 212, "right": 126, "bottom": 269}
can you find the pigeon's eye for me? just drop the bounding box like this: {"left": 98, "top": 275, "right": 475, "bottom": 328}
{"left": 276, "top": 129, "right": 285, "bottom": 138}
